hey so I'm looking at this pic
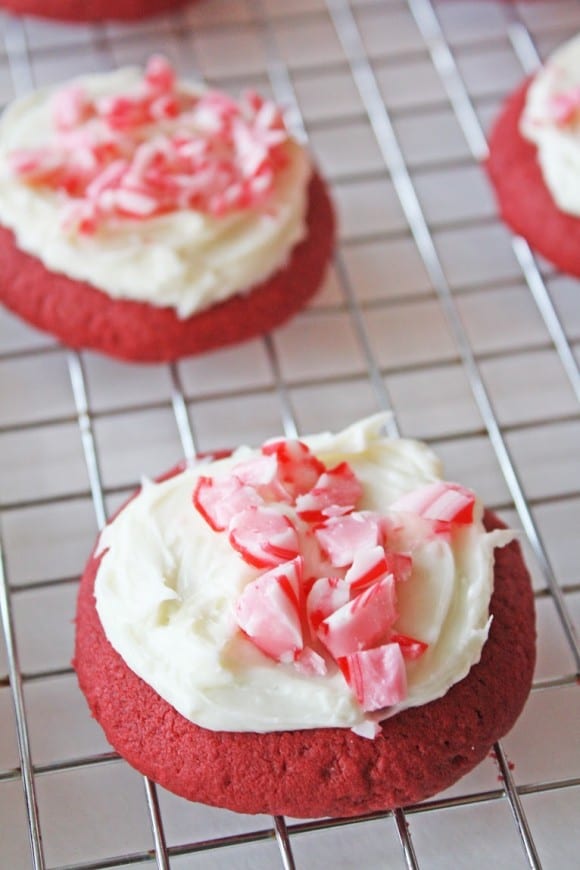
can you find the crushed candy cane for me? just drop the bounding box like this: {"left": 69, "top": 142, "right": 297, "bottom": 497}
{"left": 8, "top": 56, "right": 291, "bottom": 233}
{"left": 546, "top": 84, "right": 580, "bottom": 126}
{"left": 192, "top": 437, "right": 480, "bottom": 734}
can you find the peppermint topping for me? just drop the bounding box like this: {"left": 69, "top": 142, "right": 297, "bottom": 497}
{"left": 318, "top": 574, "right": 398, "bottom": 660}
{"left": 295, "top": 462, "right": 363, "bottom": 523}
{"left": 545, "top": 84, "right": 580, "bottom": 127}
{"left": 339, "top": 644, "right": 407, "bottom": 711}
{"left": 315, "top": 512, "right": 382, "bottom": 568}
{"left": 192, "top": 437, "right": 479, "bottom": 726}
{"left": 235, "top": 557, "right": 303, "bottom": 663}
{"left": 228, "top": 506, "right": 300, "bottom": 569}
{"left": 8, "top": 56, "right": 290, "bottom": 233}
{"left": 306, "top": 576, "right": 350, "bottom": 633}
{"left": 193, "top": 475, "right": 262, "bottom": 532}
{"left": 389, "top": 480, "right": 475, "bottom": 526}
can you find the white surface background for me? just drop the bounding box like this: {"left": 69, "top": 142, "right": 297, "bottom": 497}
{"left": 0, "top": 1, "right": 579, "bottom": 868}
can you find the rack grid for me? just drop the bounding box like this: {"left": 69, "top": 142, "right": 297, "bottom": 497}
{"left": 0, "top": 1, "right": 578, "bottom": 868}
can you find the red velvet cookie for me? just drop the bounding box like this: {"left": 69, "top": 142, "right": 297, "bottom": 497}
{"left": 0, "top": 172, "right": 334, "bottom": 363}
{"left": 0, "top": 0, "right": 190, "bottom": 22}
{"left": 486, "top": 78, "right": 580, "bottom": 277}
{"left": 0, "top": 60, "right": 335, "bottom": 362}
{"left": 75, "top": 468, "right": 535, "bottom": 819}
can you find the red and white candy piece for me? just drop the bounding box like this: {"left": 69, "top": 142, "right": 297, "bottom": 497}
{"left": 232, "top": 454, "right": 278, "bottom": 488}
{"left": 344, "top": 546, "right": 412, "bottom": 594}
{"left": 314, "top": 511, "right": 382, "bottom": 568}
{"left": 261, "top": 439, "right": 325, "bottom": 501}
{"left": 193, "top": 475, "right": 262, "bottom": 532}
{"left": 548, "top": 86, "right": 580, "bottom": 126}
{"left": 344, "top": 545, "right": 389, "bottom": 594}
{"left": 306, "top": 576, "right": 350, "bottom": 632}
{"left": 9, "top": 56, "right": 291, "bottom": 233}
{"left": 318, "top": 573, "right": 397, "bottom": 659}
{"left": 235, "top": 557, "right": 303, "bottom": 663}
{"left": 144, "top": 54, "right": 176, "bottom": 94}
{"left": 294, "top": 647, "right": 327, "bottom": 677}
{"left": 390, "top": 481, "right": 475, "bottom": 526}
{"left": 339, "top": 643, "right": 407, "bottom": 712}
{"left": 52, "top": 85, "right": 92, "bottom": 132}
{"left": 231, "top": 454, "right": 291, "bottom": 504}
{"left": 390, "top": 633, "right": 428, "bottom": 661}
{"left": 228, "top": 506, "right": 300, "bottom": 569}
{"left": 384, "top": 551, "right": 413, "bottom": 584}
{"left": 296, "top": 462, "right": 363, "bottom": 523}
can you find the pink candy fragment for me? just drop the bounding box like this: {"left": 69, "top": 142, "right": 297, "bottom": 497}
{"left": 390, "top": 633, "right": 428, "bottom": 661}
{"left": 314, "top": 512, "right": 382, "bottom": 568}
{"left": 53, "top": 85, "right": 92, "bottom": 131}
{"left": 296, "top": 462, "right": 363, "bottom": 523}
{"left": 189, "top": 439, "right": 458, "bottom": 722}
{"left": 384, "top": 551, "right": 413, "bottom": 584}
{"left": 294, "top": 647, "right": 327, "bottom": 677}
{"left": 229, "top": 506, "right": 300, "bottom": 569}
{"left": 390, "top": 481, "right": 475, "bottom": 526}
{"left": 344, "top": 545, "right": 389, "bottom": 593}
{"left": 231, "top": 453, "right": 291, "bottom": 504}
{"left": 193, "top": 475, "right": 262, "bottom": 532}
{"left": 548, "top": 86, "right": 580, "bottom": 126}
{"left": 145, "top": 55, "right": 176, "bottom": 94}
{"left": 261, "top": 439, "right": 325, "bottom": 501}
{"left": 9, "top": 56, "right": 291, "bottom": 233}
{"left": 306, "top": 576, "right": 350, "bottom": 632}
{"left": 235, "top": 557, "right": 303, "bottom": 662}
{"left": 318, "top": 573, "right": 398, "bottom": 659}
{"left": 339, "top": 643, "right": 407, "bottom": 712}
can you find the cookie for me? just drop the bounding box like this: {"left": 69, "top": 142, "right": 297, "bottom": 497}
{"left": 0, "top": 0, "right": 190, "bottom": 22}
{"left": 0, "top": 172, "right": 333, "bottom": 362}
{"left": 0, "top": 59, "right": 335, "bottom": 362}
{"left": 74, "top": 421, "right": 535, "bottom": 818}
{"left": 487, "top": 36, "right": 580, "bottom": 277}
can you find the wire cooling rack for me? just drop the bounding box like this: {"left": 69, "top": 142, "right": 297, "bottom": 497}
{"left": 0, "top": 0, "right": 579, "bottom": 867}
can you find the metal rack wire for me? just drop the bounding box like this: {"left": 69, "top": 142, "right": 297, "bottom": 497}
{"left": 0, "top": 1, "right": 578, "bottom": 868}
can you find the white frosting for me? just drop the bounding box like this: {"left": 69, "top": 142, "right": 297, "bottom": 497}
{"left": 521, "top": 34, "right": 580, "bottom": 216}
{"left": 0, "top": 68, "right": 311, "bottom": 318}
{"left": 94, "top": 415, "right": 513, "bottom": 734}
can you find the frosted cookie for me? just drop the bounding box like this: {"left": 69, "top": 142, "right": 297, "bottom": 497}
{"left": 75, "top": 415, "right": 536, "bottom": 818}
{"left": 487, "top": 34, "right": 580, "bottom": 277}
{"left": 0, "top": 58, "right": 334, "bottom": 361}
{"left": 0, "top": 0, "right": 191, "bottom": 22}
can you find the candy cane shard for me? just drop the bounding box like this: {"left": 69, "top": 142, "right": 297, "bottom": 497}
{"left": 193, "top": 475, "right": 262, "bottom": 532}
{"left": 306, "top": 576, "right": 350, "bottom": 632}
{"left": 547, "top": 85, "right": 580, "bottom": 126}
{"left": 295, "top": 461, "right": 363, "bottom": 523}
{"left": 317, "top": 574, "right": 398, "bottom": 659}
{"left": 339, "top": 643, "right": 407, "bottom": 712}
{"left": 231, "top": 454, "right": 292, "bottom": 504}
{"left": 383, "top": 551, "right": 413, "bottom": 584}
{"left": 344, "top": 545, "right": 389, "bottom": 594}
{"left": 228, "top": 506, "right": 300, "bottom": 569}
{"left": 390, "top": 633, "right": 428, "bottom": 661}
{"left": 235, "top": 557, "right": 304, "bottom": 663}
{"left": 314, "top": 511, "right": 382, "bottom": 568}
{"left": 261, "top": 438, "right": 325, "bottom": 500}
{"left": 390, "top": 481, "right": 476, "bottom": 526}
{"left": 8, "top": 56, "right": 293, "bottom": 232}
{"left": 294, "top": 647, "right": 327, "bottom": 677}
